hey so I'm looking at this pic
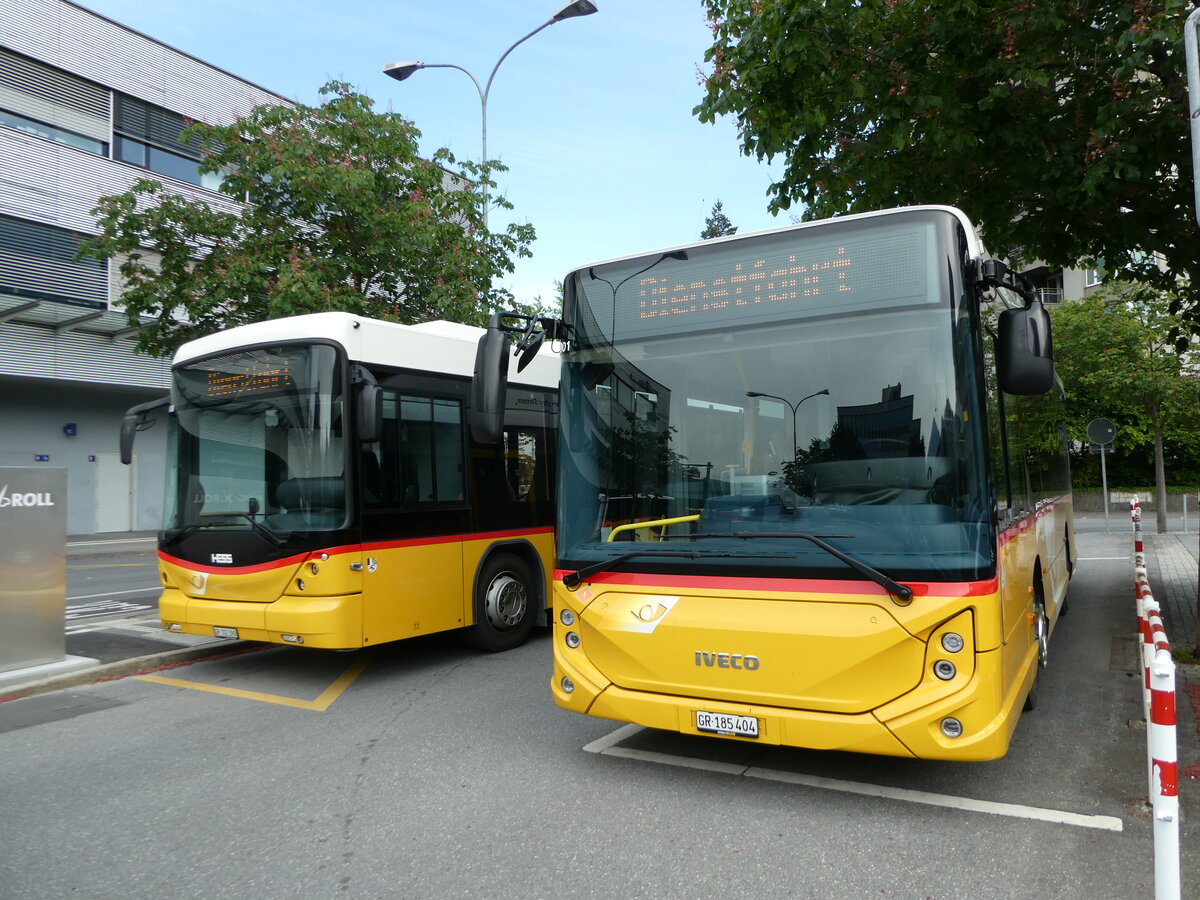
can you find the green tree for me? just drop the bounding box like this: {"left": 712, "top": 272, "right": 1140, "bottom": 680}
{"left": 701, "top": 199, "right": 738, "bottom": 239}
{"left": 694, "top": 1, "right": 1199, "bottom": 342}
{"left": 81, "top": 81, "right": 535, "bottom": 357}
{"left": 1050, "top": 284, "right": 1200, "bottom": 532}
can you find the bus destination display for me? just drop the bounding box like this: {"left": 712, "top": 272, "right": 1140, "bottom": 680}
{"left": 605, "top": 221, "right": 934, "bottom": 340}
{"left": 204, "top": 355, "right": 294, "bottom": 399}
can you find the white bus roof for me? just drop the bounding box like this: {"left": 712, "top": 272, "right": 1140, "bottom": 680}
{"left": 171, "top": 312, "right": 559, "bottom": 390}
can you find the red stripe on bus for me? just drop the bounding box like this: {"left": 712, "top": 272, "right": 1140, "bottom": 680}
{"left": 158, "top": 526, "right": 553, "bottom": 575}
{"left": 553, "top": 569, "right": 998, "bottom": 598}
{"left": 158, "top": 549, "right": 312, "bottom": 575}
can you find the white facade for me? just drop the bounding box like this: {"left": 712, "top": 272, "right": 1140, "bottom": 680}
{"left": 0, "top": 0, "right": 289, "bottom": 534}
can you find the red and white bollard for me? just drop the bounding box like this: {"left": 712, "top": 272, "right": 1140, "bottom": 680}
{"left": 1131, "top": 496, "right": 1181, "bottom": 900}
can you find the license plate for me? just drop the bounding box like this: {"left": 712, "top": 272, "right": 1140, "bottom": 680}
{"left": 213, "top": 626, "right": 239, "bottom": 639}
{"left": 695, "top": 710, "right": 758, "bottom": 738}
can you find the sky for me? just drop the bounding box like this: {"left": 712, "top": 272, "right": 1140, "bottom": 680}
{"left": 74, "top": 0, "right": 790, "bottom": 306}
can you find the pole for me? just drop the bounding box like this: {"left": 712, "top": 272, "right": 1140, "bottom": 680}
{"left": 1100, "top": 443, "right": 1111, "bottom": 534}
{"left": 1186, "top": 7, "right": 1200, "bottom": 228}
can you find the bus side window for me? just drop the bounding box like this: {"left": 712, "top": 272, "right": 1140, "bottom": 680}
{"left": 399, "top": 395, "right": 465, "bottom": 505}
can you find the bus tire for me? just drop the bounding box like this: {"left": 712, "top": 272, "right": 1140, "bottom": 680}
{"left": 1023, "top": 588, "right": 1049, "bottom": 711}
{"left": 463, "top": 553, "right": 536, "bottom": 652}
{"left": 1060, "top": 530, "right": 1073, "bottom": 615}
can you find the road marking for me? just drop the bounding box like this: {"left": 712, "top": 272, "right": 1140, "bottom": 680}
{"left": 136, "top": 652, "right": 375, "bottom": 711}
{"left": 65, "top": 599, "right": 153, "bottom": 620}
{"left": 69, "top": 562, "right": 157, "bottom": 569}
{"left": 584, "top": 725, "right": 1124, "bottom": 833}
{"left": 68, "top": 588, "right": 160, "bottom": 601}
{"left": 67, "top": 538, "right": 156, "bottom": 548}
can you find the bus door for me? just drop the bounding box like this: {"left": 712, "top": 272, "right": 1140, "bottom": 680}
{"left": 360, "top": 390, "right": 470, "bottom": 642}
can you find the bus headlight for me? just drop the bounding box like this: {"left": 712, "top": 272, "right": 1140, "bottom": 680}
{"left": 941, "top": 632, "right": 964, "bottom": 653}
{"left": 940, "top": 717, "right": 964, "bottom": 738}
{"left": 565, "top": 631, "right": 581, "bottom": 649}
{"left": 933, "top": 660, "right": 957, "bottom": 680}
{"left": 560, "top": 609, "right": 575, "bottom": 627}
{"left": 560, "top": 676, "right": 575, "bottom": 693}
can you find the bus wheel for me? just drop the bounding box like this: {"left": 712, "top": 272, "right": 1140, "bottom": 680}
{"left": 1024, "top": 590, "right": 1049, "bottom": 711}
{"left": 464, "top": 553, "right": 535, "bottom": 652}
{"left": 1060, "top": 531, "right": 1073, "bottom": 615}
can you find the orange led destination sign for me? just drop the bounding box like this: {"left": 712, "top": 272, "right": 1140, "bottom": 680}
{"left": 635, "top": 247, "right": 854, "bottom": 323}
{"left": 603, "top": 221, "right": 933, "bottom": 340}
{"left": 205, "top": 357, "right": 294, "bottom": 399}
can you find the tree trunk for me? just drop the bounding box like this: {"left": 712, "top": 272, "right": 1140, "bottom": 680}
{"left": 1151, "top": 405, "right": 1168, "bottom": 534}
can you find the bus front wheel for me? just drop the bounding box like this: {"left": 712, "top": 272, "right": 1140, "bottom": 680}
{"left": 1023, "top": 589, "right": 1049, "bottom": 711}
{"left": 464, "top": 553, "right": 536, "bottom": 652}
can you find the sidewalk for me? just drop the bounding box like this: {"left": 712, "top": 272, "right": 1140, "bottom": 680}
{"left": 1141, "top": 531, "right": 1199, "bottom": 655}
{"left": 1, "top": 531, "right": 243, "bottom": 702}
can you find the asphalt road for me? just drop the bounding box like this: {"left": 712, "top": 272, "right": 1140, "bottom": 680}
{"left": 1, "top": 529, "right": 1196, "bottom": 899}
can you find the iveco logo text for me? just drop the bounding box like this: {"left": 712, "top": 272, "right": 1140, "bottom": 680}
{"left": 695, "top": 651, "right": 760, "bottom": 670}
{"left": 211, "top": 553, "right": 234, "bottom": 564}
{"left": 0, "top": 486, "right": 55, "bottom": 507}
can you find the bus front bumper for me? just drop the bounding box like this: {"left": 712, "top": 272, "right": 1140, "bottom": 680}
{"left": 159, "top": 588, "right": 364, "bottom": 649}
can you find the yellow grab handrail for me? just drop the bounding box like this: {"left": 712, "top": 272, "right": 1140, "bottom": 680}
{"left": 606, "top": 514, "right": 700, "bottom": 542}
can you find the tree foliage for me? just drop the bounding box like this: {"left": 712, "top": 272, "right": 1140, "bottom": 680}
{"left": 701, "top": 199, "right": 738, "bottom": 238}
{"left": 81, "top": 81, "right": 535, "bottom": 357}
{"left": 695, "top": 1, "right": 1200, "bottom": 341}
{"left": 1050, "top": 283, "right": 1200, "bottom": 525}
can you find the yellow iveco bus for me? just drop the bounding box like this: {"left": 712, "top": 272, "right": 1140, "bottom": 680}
{"left": 482, "top": 205, "right": 1073, "bottom": 760}
{"left": 121, "top": 312, "right": 558, "bottom": 651}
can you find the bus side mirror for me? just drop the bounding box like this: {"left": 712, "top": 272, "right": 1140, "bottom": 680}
{"left": 353, "top": 366, "right": 383, "bottom": 444}
{"left": 997, "top": 301, "right": 1054, "bottom": 395}
{"left": 119, "top": 396, "right": 170, "bottom": 464}
{"left": 470, "top": 320, "right": 510, "bottom": 445}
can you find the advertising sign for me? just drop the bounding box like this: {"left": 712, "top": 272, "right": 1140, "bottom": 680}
{"left": 0, "top": 467, "right": 66, "bottom": 674}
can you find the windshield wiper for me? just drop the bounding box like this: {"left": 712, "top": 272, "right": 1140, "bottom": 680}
{"left": 688, "top": 531, "right": 913, "bottom": 602}
{"left": 198, "top": 511, "right": 286, "bottom": 548}
{"left": 562, "top": 549, "right": 786, "bottom": 589}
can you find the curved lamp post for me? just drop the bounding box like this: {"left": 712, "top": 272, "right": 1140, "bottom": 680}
{"left": 383, "top": 1, "right": 598, "bottom": 231}
{"left": 746, "top": 388, "right": 830, "bottom": 457}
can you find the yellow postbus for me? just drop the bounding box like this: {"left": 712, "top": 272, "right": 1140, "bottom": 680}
{"left": 484, "top": 205, "right": 1073, "bottom": 760}
{"left": 121, "top": 312, "right": 558, "bottom": 651}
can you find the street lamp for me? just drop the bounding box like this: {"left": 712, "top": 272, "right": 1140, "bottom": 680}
{"left": 383, "top": 1, "right": 598, "bottom": 231}
{"left": 746, "top": 389, "right": 830, "bottom": 458}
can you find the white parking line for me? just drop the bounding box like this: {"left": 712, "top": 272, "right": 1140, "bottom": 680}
{"left": 68, "top": 588, "right": 160, "bottom": 601}
{"left": 584, "top": 725, "right": 1124, "bottom": 833}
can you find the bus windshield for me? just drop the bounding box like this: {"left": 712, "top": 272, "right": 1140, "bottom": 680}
{"left": 164, "top": 343, "right": 346, "bottom": 534}
{"left": 558, "top": 210, "right": 994, "bottom": 583}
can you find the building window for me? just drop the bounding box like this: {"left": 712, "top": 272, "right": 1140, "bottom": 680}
{"left": 1084, "top": 262, "right": 1104, "bottom": 288}
{"left": 0, "top": 107, "right": 107, "bottom": 156}
{"left": 113, "top": 94, "right": 222, "bottom": 191}
{"left": 0, "top": 48, "right": 109, "bottom": 155}
{"left": 0, "top": 214, "right": 107, "bottom": 308}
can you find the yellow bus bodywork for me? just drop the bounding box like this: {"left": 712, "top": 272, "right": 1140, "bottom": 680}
{"left": 552, "top": 498, "right": 1072, "bottom": 761}
{"left": 158, "top": 529, "right": 555, "bottom": 650}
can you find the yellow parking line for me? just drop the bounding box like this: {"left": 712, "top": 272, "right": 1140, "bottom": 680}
{"left": 136, "top": 652, "right": 374, "bottom": 710}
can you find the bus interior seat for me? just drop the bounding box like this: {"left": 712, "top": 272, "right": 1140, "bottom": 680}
{"left": 277, "top": 477, "right": 345, "bottom": 513}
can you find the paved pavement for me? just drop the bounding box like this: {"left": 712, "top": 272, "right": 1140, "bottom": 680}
{"left": 0, "top": 532, "right": 241, "bottom": 700}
